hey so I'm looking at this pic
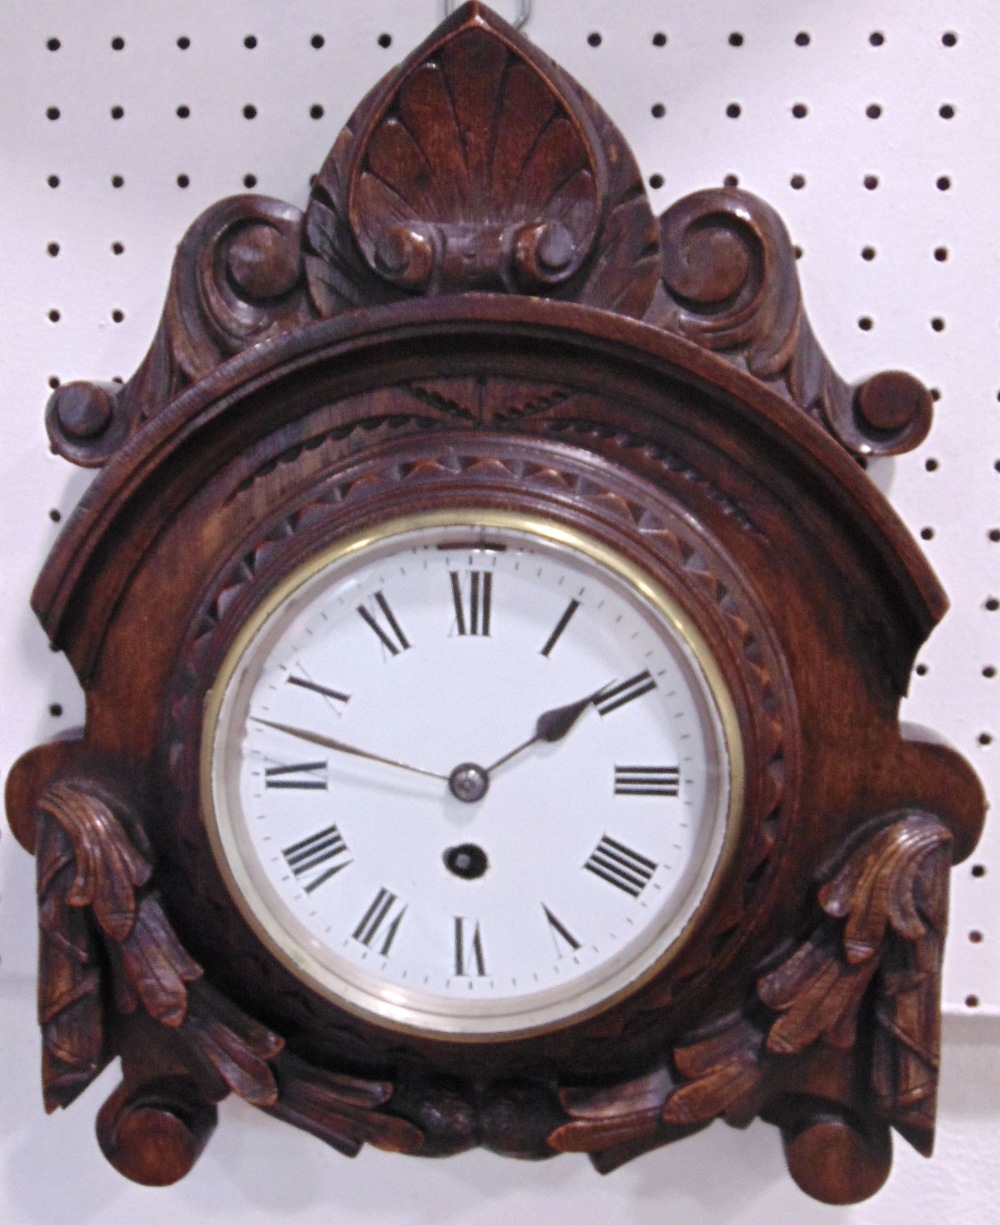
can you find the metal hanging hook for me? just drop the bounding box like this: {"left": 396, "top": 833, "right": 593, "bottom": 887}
{"left": 445, "top": 0, "right": 531, "bottom": 31}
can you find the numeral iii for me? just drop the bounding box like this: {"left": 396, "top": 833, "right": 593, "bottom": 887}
{"left": 614, "top": 765, "right": 681, "bottom": 797}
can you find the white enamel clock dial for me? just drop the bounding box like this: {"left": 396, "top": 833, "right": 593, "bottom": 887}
{"left": 203, "top": 510, "right": 743, "bottom": 1038}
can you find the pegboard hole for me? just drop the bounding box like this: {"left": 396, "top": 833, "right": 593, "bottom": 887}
{"left": 989, "top": 529, "right": 1000, "bottom": 543}
{"left": 111, "top": 308, "right": 125, "bottom": 323}
{"left": 176, "top": 174, "right": 190, "bottom": 189}
{"left": 969, "top": 930, "right": 984, "bottom": 943}
{"left": 587, "top": 32, "right": 602, "bottom": 48}
{"left": 861, "top": 246, "right": 877, "bottom": 261}
{"left": 648, "top": 174, "right": 664, "bottom": 190}
{"left": 46, "top": 38, "right": 60, "bottom": 52}
{"left": 48, "top": 703, "right": 63, "bottom": 716}
{"left": 47, "top": 309, "right": 60, "bottom": 323}
{"left": 48, "top": 509, "right": 61, "bottom": 523}
{"left": 937, "top": 175, "right": 952, "bottom": 191}
{"left": 243, "top": 105, "right": 258, "bottom": 120}
{"left": 930, "top": 317, "right": 946, "bottom": 332}
{"left": 794, "top": 32, "right": 811, "bottom": 47}
{"left": 939, "top": 104, "right": 956, "bottom": 120}
{"left": 652, "top": 33, "right": 667, "bottom": 48}
{"left": 934, "top": 246, "right": 948, "bottom": 261}
{"left": 47, "top": 242, "right": 59, "bottom": 257}
{"left": 864, "top": 175, "right": 879, "bottom": 191}
{"left": 924, "top": 457, "right": 939, "bottom": 471}
{"left": 177, "top": 36, "right": 190, "bottom": 50}
{"left": 793, "top": 246, "right": 803, "bottom": 260}
{"left": 942, "top": 32, "right": 958, "bottom": 47}
{"left": 723, "top": 174, "right": 739, "bottom": 188}
{"left": 858, "top": 316, "right": 873, "bottom": 331}
{"left": 930, "top": 387, "right": 941, "bottom": 401}
{"left": 46, "top": 107, "right": 60, "bottom": 121}
{"left": 111, "top": 36, "right": 125, "bottom": 51}
{"left": 726, "top": 103, "right": 741, "bottom": 119}
{"left": 920, "top": 527, "right": 935, "bottom": 540}
{"left": 971, "top": 864, "right": 987, "bottom": 877}
{"left": 378, "top": 33, "right": 392, "bottom": 49}
{"left": 979, "top": 733, "right": 994, "bottom": 746}
{"left": 965, "top": 995, "right": 980, "bottom": 1008}
{"left": 111, "top": 241, "right": 124, "bottom": 255}
{"left": 312, "top": 34, "right": 325, "bottom": 49}
{"left": 790, "top": 174, "right": 806, "bottom": 190}
{"left": 651, "top": 103, "right": 666, "bottom": 119}
{"left": 177, "top": 105, "right": 190, "bottom": 119}
{"left": 866, "top": 103, "right": 883, "bottom": 119}
{"left": 48, "top": 376, "right": 60, "bottom": 389}
{"left": 244, "top": 35, "right": 257, "bottom": 50}
{"left": 792, "top": 103, "right": 808, "bottom": 119}
{"left": 915, "top": 663, "right": 929, "bottom": 676}
{"left": 985, "top": 598, "right": 999, "bottom": 612}
{"left": 983, "top": 666, "right": 997, "bottom": 679}
{"left": 111, "top": 106, "right": 124, "bottom": 120}
{"left": 111, "top": 175, "right": 124, "bottom": 188}
{"left": 47, "top": 175, "right": 60, "bottom": 189}
{"left": 728, "top": 32, "right": 744, "bottom": 47}
{"left": 243, "top": 174, "right": 257, "bottom": 189}
{"left": 869, "top": 31, "right": 885, "bottom": 47}
{"left": 310, "top": 104, "right": 324, "bottom": 120}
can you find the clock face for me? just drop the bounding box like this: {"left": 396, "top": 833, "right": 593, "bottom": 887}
{"left": 202, "top": 510, "right": 743, "bottom": 1038}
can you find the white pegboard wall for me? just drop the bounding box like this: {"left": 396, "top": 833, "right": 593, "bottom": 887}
{"left": 0, "top": 5, "right": 997, "bottom": 1223}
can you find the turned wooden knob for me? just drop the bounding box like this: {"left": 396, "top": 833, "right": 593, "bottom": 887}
{"left": 781, "top": 1112, "right": 892, "bottom": 1205}
{"left": 96, "top": 1077, "right": 218, "bottom": 1186}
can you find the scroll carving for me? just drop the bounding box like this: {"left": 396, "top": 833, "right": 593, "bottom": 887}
{"left": 548, "top": 810, "right": 951, "bottom": 1201}
{"left": 650, "top": 188, "right": 933, "bottom": 458}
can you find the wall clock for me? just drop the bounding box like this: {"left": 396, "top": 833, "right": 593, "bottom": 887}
{"left": 4, "top": 2, "right": 986, "bottom": 1207}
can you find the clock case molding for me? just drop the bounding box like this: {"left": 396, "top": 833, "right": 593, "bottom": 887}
{"left": 5, "top": 3, "right": 985, "bottom": 1207}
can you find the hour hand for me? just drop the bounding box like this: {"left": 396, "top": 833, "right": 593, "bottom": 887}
{"left": 252, "top": 718, "right": 448, "bottom": 782}
{"left": 485, "top": 684, "right": 611, "bottom": 774}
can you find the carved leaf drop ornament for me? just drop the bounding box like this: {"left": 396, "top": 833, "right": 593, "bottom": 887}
{"left": 6, "top": 1, "right": 985, "bottom": 1205}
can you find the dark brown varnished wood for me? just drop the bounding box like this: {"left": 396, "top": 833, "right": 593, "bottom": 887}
{"left": 5, "top": 2, "right": 985, "bottom": 1203}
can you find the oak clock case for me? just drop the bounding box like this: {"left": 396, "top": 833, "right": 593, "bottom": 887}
{"left": 5, "top": 2, "right": 985, "bottom": 1208}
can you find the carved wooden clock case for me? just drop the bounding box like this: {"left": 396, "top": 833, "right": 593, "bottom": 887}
{"left": 5, "top": 4, "right": 986, "bottom": 1207}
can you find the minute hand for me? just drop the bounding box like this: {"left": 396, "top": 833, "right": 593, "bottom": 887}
{"left": 253, "top": 718, "right": 448, "bottom": 782}
{"left": 485, "top": 684, "right": 612, "bottom": 774}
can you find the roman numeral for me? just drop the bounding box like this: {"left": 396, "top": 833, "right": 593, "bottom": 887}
{"left": 287, "top": 675, "right": 350, "bottom": 705}
{"left": 357, "top": 591, "right": 410, "bottom": 657}
{"left": 594, "top": 670, "right": 657, "bottom": 716}
{"left": 584, "top": 835, "right": 657, "bottom": 897}
{"left": 282, "top": 824, "right": 351, "bottom": 893}
{"left": 454, "top": 916, "right": 486, "bottom": 977}
{"left": 542, "top": 905, "right": 581, "bottom": 956}
{"left": 539, "top": 598, "right": 580, "bottom": 657}
{"left": 352, "top": 888, "right": 407, "bottom": 956}
{"left": 264, "top": 761, "right": 328, "bottom": 790}
{"left": 450, "top": 570, "right": 492, "bottom": 636}
{"left": 614, "top": 765, "right": 681, "bottom": 796}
